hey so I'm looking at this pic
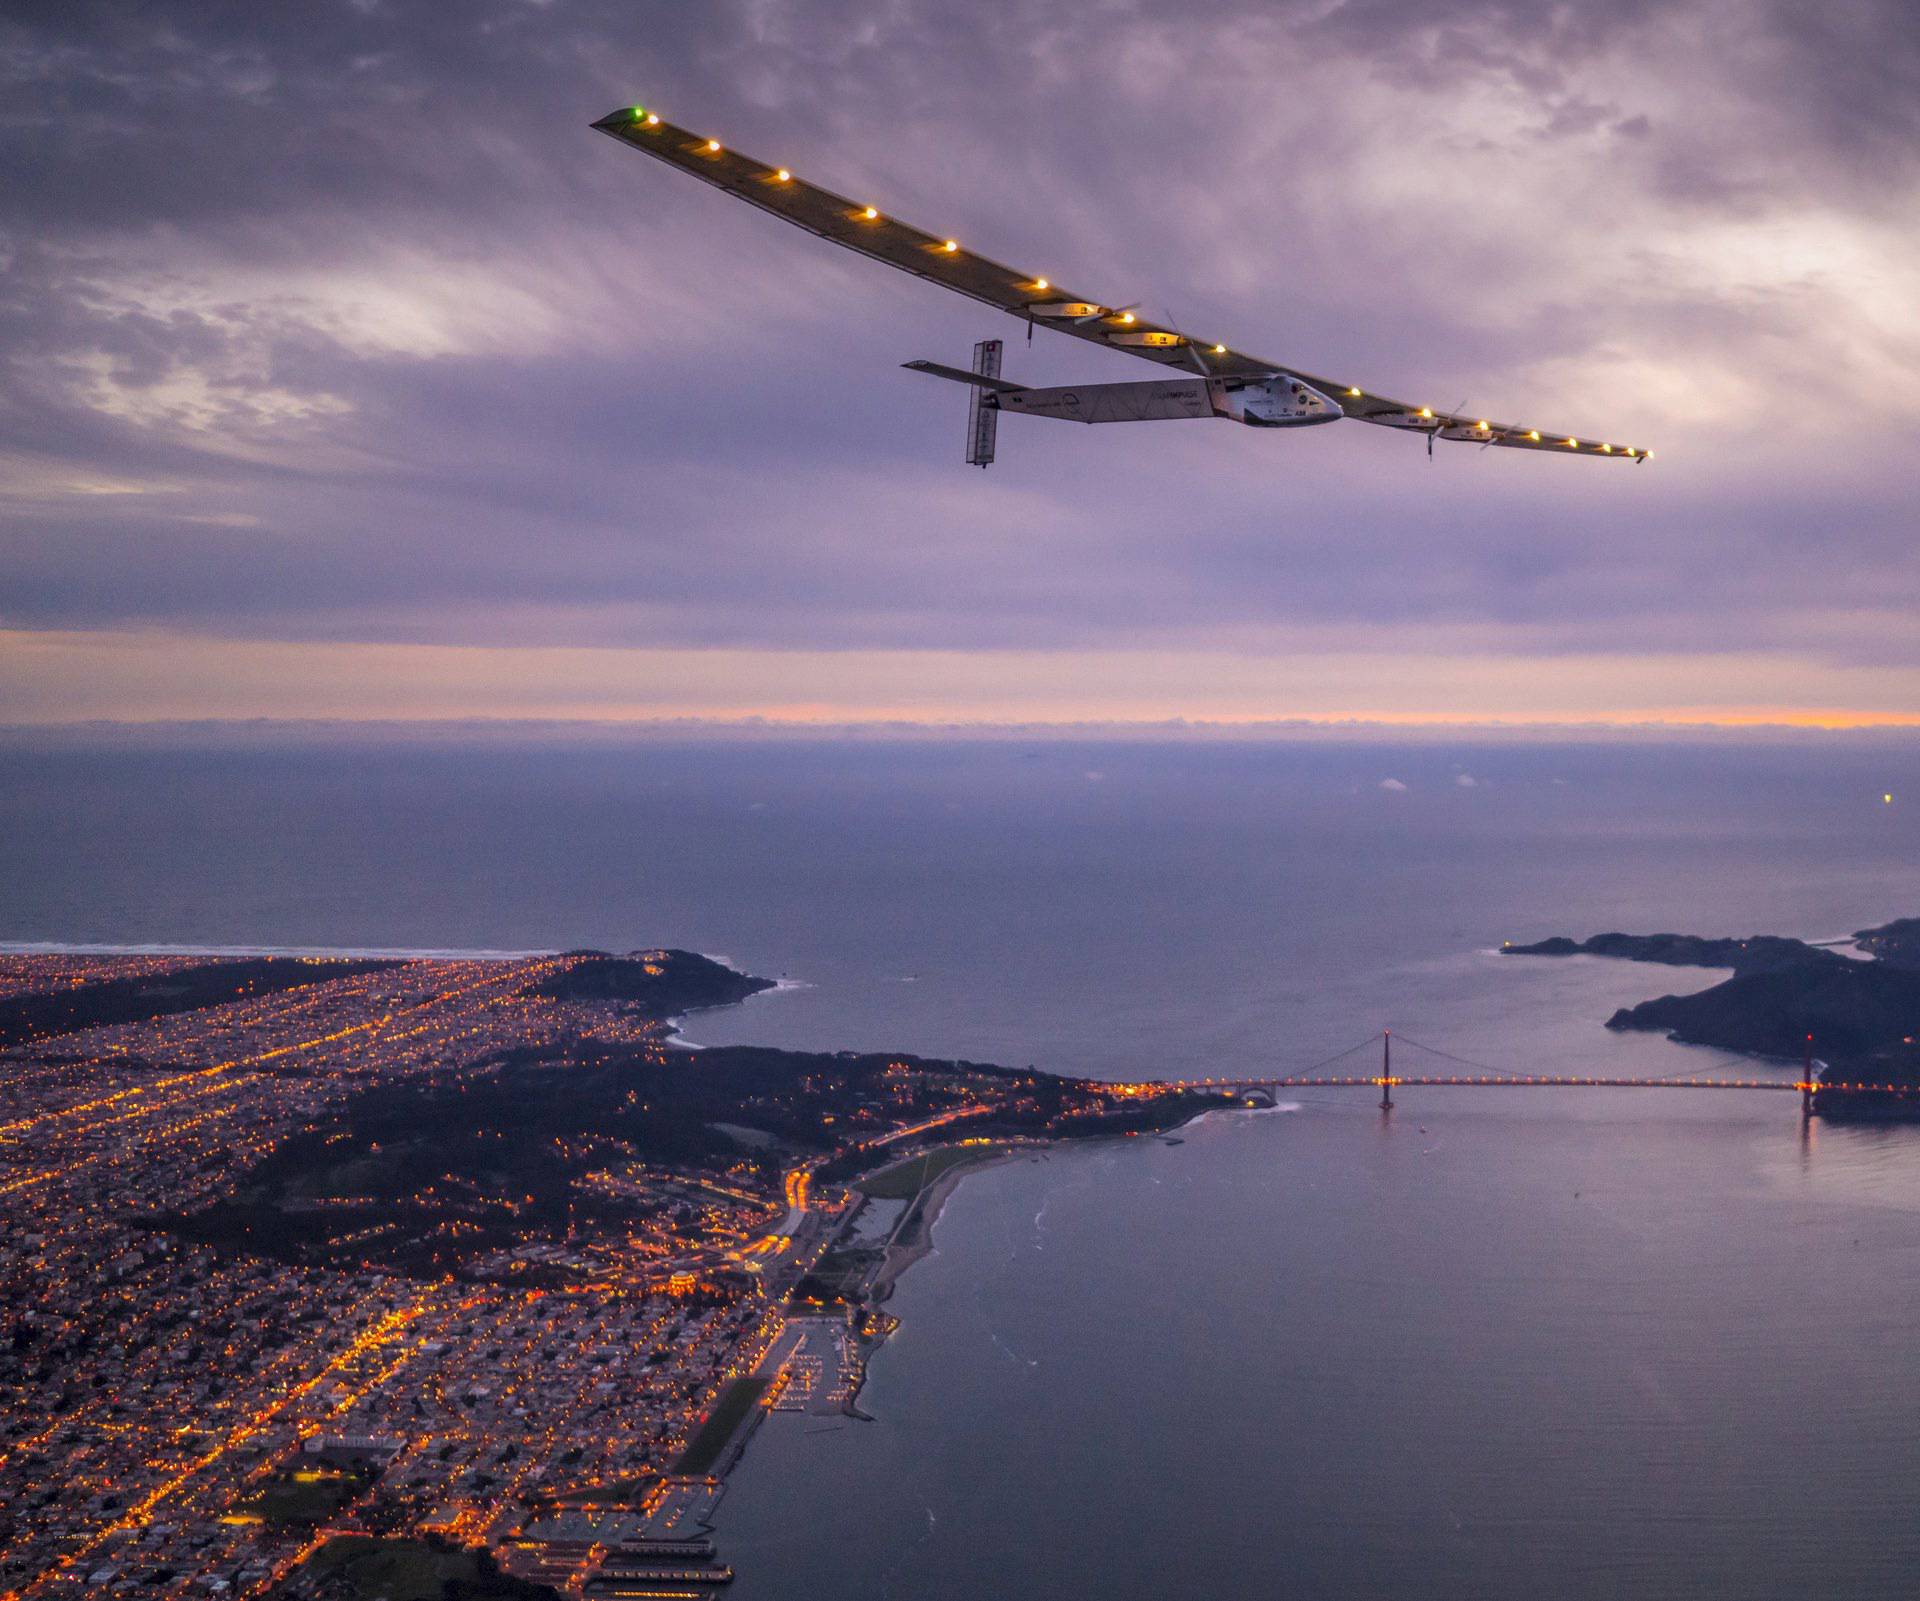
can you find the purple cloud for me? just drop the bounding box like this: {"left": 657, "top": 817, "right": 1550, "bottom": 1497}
{"left": 2, "top": 0, "right": 1917, "bottom": 722}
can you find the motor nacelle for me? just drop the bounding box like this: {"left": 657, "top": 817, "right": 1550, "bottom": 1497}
{"left": 1214, "top": 374, "right": 1343, "bottom": 428}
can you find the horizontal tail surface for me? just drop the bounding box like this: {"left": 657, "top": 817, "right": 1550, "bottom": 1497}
{"left": 902, "top": 358, "right": 1021, "bottom": 394}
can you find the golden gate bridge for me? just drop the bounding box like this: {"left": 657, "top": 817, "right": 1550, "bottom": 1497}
{"left": 1174, "top": 1030, "right": 1916, "bottom": 1115}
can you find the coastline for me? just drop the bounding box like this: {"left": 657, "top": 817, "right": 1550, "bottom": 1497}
{"left": 662, "top": 975, "right": 806, "bottom": 1051}
{"left": 816, "top": 1102, "right": 1247, "bottom": 1422}
{"left": 5, "top": 938, "right": 1250, "bottom": 1592}
{"left": 864, "top": 1148, "right": 1019, "bottom": 1306}
{"left": 697, "top": 1099, "right": 1254, "bottom": 1527}
{"left": 656, "top": 1148, "right": 1024, "bottom": 1512}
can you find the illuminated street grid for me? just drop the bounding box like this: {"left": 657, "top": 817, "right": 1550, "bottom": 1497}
{"left": 0, "top": 949, "right": 1216, "bottom": 1598}
{"left": 0, "top": 956, "right": 819, "bottom": 1598}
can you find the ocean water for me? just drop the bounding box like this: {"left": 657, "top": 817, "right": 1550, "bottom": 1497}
{"left": 5, "top": 732, "right": 1920, "bottom": 1595}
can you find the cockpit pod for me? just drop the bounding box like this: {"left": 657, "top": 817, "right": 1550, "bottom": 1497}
{"left": 1214, "top": 373, "right": 1344, "bottom": 428}
{"left": 594, "top": 105, "right": 1649, "bottom": 466}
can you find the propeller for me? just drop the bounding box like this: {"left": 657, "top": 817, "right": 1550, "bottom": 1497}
{"left": 1160, "top": 307, "right": 1214, "bottom": 377}
{"left": 1428, "top": 396, "right": 1469, "bottom": 461}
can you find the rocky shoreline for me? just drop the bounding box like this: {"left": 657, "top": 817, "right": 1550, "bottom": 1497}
{"left": 1504, "top": 916, "right": 1920, "bottom": 1116}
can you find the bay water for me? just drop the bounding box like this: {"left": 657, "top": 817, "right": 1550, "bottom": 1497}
{"left": 5, "top": 732, "right": 1918, "bottom": 1595}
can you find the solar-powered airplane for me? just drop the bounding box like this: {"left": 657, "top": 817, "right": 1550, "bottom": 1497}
{"left": 593, "top": 105, "right": 1648, "bottom": 469}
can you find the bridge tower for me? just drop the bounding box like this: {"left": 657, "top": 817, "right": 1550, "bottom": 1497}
{"left": 1379, "top": 1030, "right": 1393, "bottom": 1111}
{"left": 1802, "top": 1032, "right": 1814, "bottom": 1119}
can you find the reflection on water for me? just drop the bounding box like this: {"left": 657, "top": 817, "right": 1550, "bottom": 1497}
{"left": 4, "top": 734, "right": 1918, "bottom": 1595}
{"left": 725, "top": 1092, "right": 1920, "bottom": 1600}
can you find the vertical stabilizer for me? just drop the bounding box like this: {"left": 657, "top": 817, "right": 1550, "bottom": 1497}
{"left": 966, "top": 339, "right": 1002, "bottom": 467}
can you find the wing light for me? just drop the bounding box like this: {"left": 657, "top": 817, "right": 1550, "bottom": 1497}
{"left": 592, "top": 108, "right": 1644, "bottom": 463}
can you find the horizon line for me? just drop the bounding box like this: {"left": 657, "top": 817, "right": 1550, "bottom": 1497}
{"left": 4, "top": 713, "right": 1920, "bottom": 741}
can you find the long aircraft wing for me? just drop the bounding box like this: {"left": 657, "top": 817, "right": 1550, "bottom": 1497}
{"left": 592, "top": 106, "right": 1649, "bottom": 461}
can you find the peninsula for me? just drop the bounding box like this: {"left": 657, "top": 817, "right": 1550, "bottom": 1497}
{"left": 0, "top": 946, "right": 1240, "bottom": 1600}
{"left": 1503, "top": 917, "right": 1920, "bottom": 1114}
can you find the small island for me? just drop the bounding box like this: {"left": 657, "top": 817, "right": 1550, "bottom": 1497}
{"left": 1503, "top": 918, "right": 1920, "bottom": 1116}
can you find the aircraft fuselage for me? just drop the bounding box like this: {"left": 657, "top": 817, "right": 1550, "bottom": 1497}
{"left": 971, "top": 373, "right": 1343, "bottom": 428}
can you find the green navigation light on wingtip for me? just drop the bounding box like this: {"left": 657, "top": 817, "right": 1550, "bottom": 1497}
{"left": 591, "top": 108, "right": 1648, "bottom": 468}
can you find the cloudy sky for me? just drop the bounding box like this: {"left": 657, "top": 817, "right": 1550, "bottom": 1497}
{"left": 3, "top": 0, "right": 1916, "bottom": 726}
